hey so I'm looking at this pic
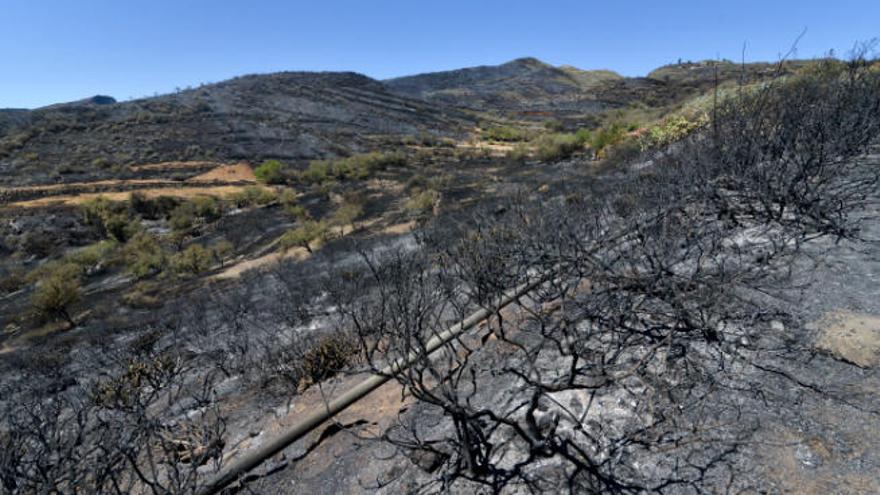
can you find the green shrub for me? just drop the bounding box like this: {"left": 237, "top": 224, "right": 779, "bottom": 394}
{"left": 229, "top": 186, "right": 277, "bottom": 208}
{"left": 30, "top": 263, "right": 81, "bottom": 326}
{"left": 505, "top": 143, "right": 531, "bottom": 163}
{"left": 483, "top": 126, "right": 528, "bottom": 142}
{"left": 66, "top": 241, "right": 116, "bottom": 272}
{"left": 80, "top": 196, "right": 118, "bottom": 229}
{"left": 91, "top": 157, "right": 111, "bottom": 169}
{"left": 330, "top": 201, "right": 364, "bottom": 234}
{"left": 574, "top": 128, "right": 592, "bottom": 145}
{"left": 298, "top": 152, "right": 405, "bottom": 185}
{"left": 300, "top": 160, "right": 333, "bottom": 184}
{"left": 278, "top": 188, "right": 298, "bottom": 207}
{"left": 169, "top": 203, "right": 196, "bottom": 232}
{"left": 171, "top": 243, "right": 213, "bottom": 275}
{"left": 254, "top": 159, "right": 285, "bottom": 184}
{"left": 130, "top": 193, "right": 179, "bottom": 220}
{"left": 534, "top": 133, "right": 584, "bottom": 162}
{"left": 640, "top": 114, "right": 708, "bottom": 151}
{"left": 190, "top": 196, "right": 221, "bottom": 221}
{"left": 355, "top": 151, "right": 406, "bottom": 171}
{"left": 544, "top": 119, "right": 565, "bottom": 132}
{"left": 211, "top": 240, "right": 234, "bottom": 266}
{"left": 404, "top": 189, "right": 439, "bottom": 217}
{"left": 26, "top": 241, "right": 117, "bottom": 286}
{"left": 121, "top": 232, "right": 166, "bottom": 279}
{"left": 103, "top": 212, "right": 138, "bottom": 242}
{"left": 285, "top": 204, "right": 310, "bottom": 221}
{"left": 81, "top": 196, "right": 138, "bottom": 242}
{"left": 589, "top": 124, "right": 628, "bottom": 159}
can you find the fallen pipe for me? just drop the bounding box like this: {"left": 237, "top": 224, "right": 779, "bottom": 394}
{"left": 196, "top": 276, "right": 545, "bottom": 495}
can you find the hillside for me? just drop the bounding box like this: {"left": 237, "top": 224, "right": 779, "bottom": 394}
{"left": 384, "top": 57, "right": 814, "bottom": 118}
{"left": 384, "top": 57, "right": 623, "bottom": 116}
{"left": 0, "top": 58, "right": 818, "bottom": 189}
{"left": 0, "top": 72, "right": 475, "bottom": 186}
{"left": 0, "top": 53, "right": 878, "bottom": 495}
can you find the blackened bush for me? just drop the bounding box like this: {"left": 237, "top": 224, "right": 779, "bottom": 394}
{"left": 21, "top": 231, "right": 55, "bottom": 258}
{"left": 663, "top": 57, "right": 880, "bottom": 238}
{"left": 0, "top": 268, "right": 26, "bottom": 294}
{"left": 300, "top": 333, "right": 358, "bottom": 387}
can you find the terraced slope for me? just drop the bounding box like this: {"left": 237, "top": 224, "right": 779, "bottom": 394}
{"left": 0, "top": 72, "right": 475, "bottom": 186}
{"left": 384, "top": 57, "right": 622, "bottom": 116}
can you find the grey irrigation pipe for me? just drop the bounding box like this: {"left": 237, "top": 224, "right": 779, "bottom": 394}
{"left": 196, "top": 275, "right": 548, "bottom": 495}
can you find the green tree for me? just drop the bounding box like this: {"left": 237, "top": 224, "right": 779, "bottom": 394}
{"left": 211, "top": 240, "right": 234, "bottom": 267}
{"left": 121, "top": 232, "right": 166, "bottom": 279}
{"left": 331, "top": 201, "right": 364, "bottom": 235}
{"left": 285, "top": 204, "right": 310, "bottom": 221}
{"left": 81, "top": 196, "right": 138, "bottom": 242}
{"left": 169, "top": 202, "right": 197, "bottom": 232}
{"left": 279, "top": 220, "right": 328, "bottom": 254}
{"left": 191, "top": 196, "right": 220, "bottom": 221}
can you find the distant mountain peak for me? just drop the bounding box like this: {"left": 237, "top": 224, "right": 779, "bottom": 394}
{"left": 506, "top": 57, "right": 551, "bottom": 68}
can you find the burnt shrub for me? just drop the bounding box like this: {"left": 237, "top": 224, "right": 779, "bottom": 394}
{"left": 300, "top": 333, "right": 358, "bottom": 387}
{"left": 21, "top": 231, "right": 55, "bottom": 258}
{"left": 0, "top": 268, "right": 26, "bottom": 294}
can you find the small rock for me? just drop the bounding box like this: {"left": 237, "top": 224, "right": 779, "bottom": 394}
{"left": 795, "top": 443, "right": 822, "bottom": 469}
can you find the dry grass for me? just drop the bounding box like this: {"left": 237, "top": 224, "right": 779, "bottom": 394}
{"left": 381, "top": 220, "right": 416, "bottom": 235}
{"left": 212, "top": 247, "right": 310, "bottom": 280}
{"left": 215, "top": 216, "right": 391, "bottom": 280}
{"left": 8, "top": 185, "right": 271, "bottom": 208}
{"left": 187, "top": 163, "right": 257, "bottom": 183}
{"left": 2, "top": 162, "right": 258, "bottom": 209}
{"left": 1, "top": 178, "right": 168, "bottom": 194}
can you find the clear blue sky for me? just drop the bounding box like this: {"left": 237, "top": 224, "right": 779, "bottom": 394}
{"left": 2, "top": 0, "right": 878, "bottom": 108}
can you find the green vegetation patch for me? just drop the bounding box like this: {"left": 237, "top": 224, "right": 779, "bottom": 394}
{"left": 482, "top": 125, "right": 528, "bottom": 142}
{"left": 254, "top": 159, "right": 285, "bottom": 184}
{"left": 299, "top": 152, "right": 406, "bottom": 185}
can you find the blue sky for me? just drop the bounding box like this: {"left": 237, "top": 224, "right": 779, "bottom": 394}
{"left": 1, "top": 0, "right": 878, "bottom": 108}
